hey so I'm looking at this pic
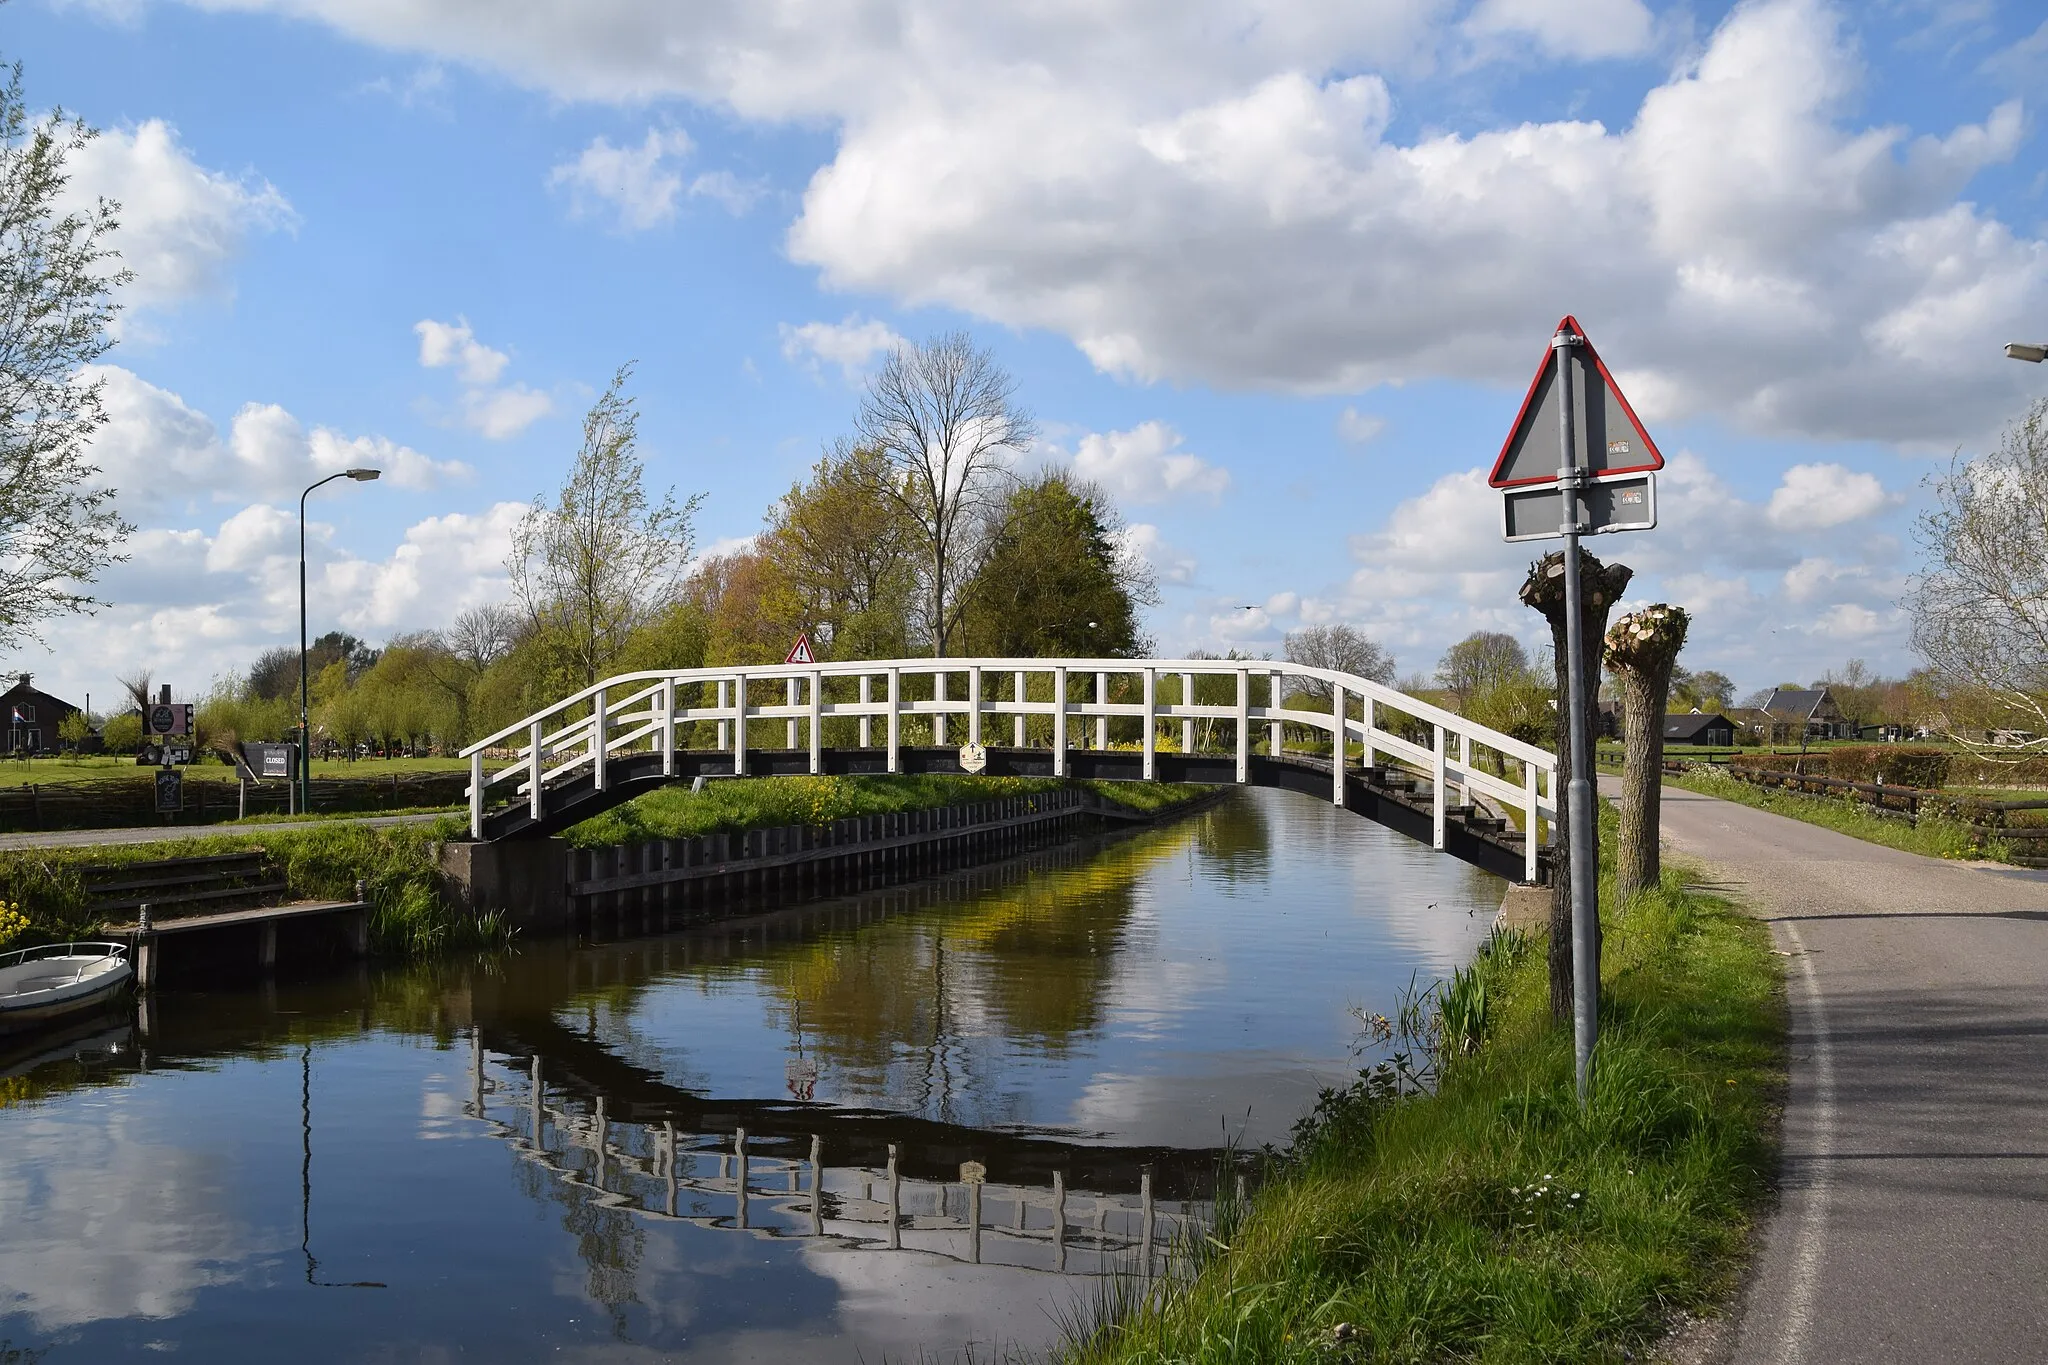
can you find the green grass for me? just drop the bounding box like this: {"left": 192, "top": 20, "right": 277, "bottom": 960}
{"left": 0, "top": 754, "right": 474, "bottom": 786}
{"left": 0, "top": 816, "right": 494, "bottom": 957}
{"left": 1065, "top": 808, "right": 1785, "bottom": 1365}
{"left": 560, "top": 774, "right": 1207, "bottom": 847}
{"left": 1668, "top": 765, "right": 2009, "bottom": 862}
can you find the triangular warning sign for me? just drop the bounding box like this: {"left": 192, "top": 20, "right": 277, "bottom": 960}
{"left": 1489, "top": 316, "right": 1664, "bottom": 489}
{"left": 784, "top": 633, "right": 815, "bottom": 665}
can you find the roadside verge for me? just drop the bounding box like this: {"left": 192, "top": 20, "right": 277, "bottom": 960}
{"left": 1067, "top": 808, "right": 1786, "bottom": 1364}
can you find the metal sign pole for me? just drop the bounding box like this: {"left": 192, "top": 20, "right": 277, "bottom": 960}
{"left": 1552, "top": 327, "right": 1600, "bottom": 1105}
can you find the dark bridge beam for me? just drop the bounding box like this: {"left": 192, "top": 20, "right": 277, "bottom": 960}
{"left": 479, "top": 747, "right": 1545, "bottom": 884}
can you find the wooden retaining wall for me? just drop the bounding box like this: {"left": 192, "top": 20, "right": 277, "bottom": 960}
{"left": 565, "top": 787, "right": 1138, "bottom": 932}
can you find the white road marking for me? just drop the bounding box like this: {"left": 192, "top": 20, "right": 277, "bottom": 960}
{"left": 1773, "top": 920, "right": 1834, "bottom": 1365}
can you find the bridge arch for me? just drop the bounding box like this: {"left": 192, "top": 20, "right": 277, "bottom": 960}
{"left": 460, "top": 658, "right": 1557, "bottom": 884}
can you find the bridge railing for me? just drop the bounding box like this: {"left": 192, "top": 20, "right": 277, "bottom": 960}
{"left": 460, "top": 658, "right": 1557, "bottom": 878}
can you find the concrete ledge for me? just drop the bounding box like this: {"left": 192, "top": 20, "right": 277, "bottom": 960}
{"left": 439, "top": 838, "right": 568, "bottom": 933}
{"left": 1496, "top": 882, "right": 1551, "bottom": 934}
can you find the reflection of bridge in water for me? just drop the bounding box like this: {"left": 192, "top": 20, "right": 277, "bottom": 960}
{"left": 462, "top": 1030, "right": 1210, "bottom": 1278}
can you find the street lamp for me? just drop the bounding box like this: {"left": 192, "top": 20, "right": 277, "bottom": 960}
{"left": 2007, "top": 342, "right": 2047, "bottom": 363}
{"left": 299, "top": 469, "right": 380, "bottom": 814}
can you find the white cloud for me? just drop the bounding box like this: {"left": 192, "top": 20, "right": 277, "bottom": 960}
{"left": 83, "top": 365, "right": 471, "bottom": 506}
{"left": 548, "top": 127, "right": 695, "bottom": 231}
{"left": 413, "top": 317, "right": 552, "bottom": 438}
{"left": 1765, "top": 462, "right": 1893, "bottom": 529}
{"left": 64, "top": 118, "right": 293, "bottom": 310}
{"left": 687, "top": 168, "right": 767, "bottom": 215}
{"left": 415, "top": 316, "right": 509, "bottom": 384}
{"left": 1336, "top": 407, "right": 1387, "bottom": 446}
{"left": 1071, "top": 421, "right": 1230, "bottom": 504}
{"left": 1118, "top": 522, "right": 1197, "bottom": 585}
{"left": 161, "top": 0, "right": 2047, "bottom": 448}
{"left": 779, "top": 315, "right": 905, "bottom": 382}
{"left": 1463, "top": 0, "right": 1656, "bottom": 61}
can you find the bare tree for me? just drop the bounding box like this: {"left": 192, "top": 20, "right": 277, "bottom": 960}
{"left": 1909, "top": 399, "right": 2048, "bottom": 756}
{"left": 444, "top": 602, "right": 519, "bottom": 673}
{"left": 854, "top": 332, "right": 1035, "bottom": 655}
{"left": 1282, "top": 623, "right": 1394, "bottom": 699}
{"left": 0, "top": 61, "right": 135, "bottom": 647}
{"left": 117, "top": 668, "right": 152, "bottom": 714}
{"left": 1435, "top": 631, "right": 1531, "bottom": 701}
{"left": 510, "top": 366, "right": 704, "bottom": 688}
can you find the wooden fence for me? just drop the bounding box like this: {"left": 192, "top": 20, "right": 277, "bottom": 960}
{"left": 0, "top": 769, "right": 470, "bottom": 833}
{"left": 1724, "top": 766, "right": 2048, "bottom": 866}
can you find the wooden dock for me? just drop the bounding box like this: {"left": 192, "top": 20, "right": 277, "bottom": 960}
{"left": 112, "top": 896, "right": 371, "bottom": 988}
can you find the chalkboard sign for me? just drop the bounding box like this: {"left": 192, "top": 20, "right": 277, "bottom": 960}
{"left": 154, "top": 768, "right": 183, "bottom": 814}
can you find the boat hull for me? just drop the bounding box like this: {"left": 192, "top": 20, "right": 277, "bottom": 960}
{"left": 0, "top": 951, "right": 134, "bottom": 1035}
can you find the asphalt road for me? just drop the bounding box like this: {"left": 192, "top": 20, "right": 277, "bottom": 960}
{"left": 0, "top": 811, "right": 451, "bottom": 851}
{"left": 1633, "top": 780, "right": 2048, "bottom": 1364}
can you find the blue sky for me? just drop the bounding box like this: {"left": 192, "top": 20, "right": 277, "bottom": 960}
{"left": 8, "top": 0, "right": 2048, "bottom": 709}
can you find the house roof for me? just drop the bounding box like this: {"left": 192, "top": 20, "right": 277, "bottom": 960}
{"left": 0, "top": 678, "right": 79, "bottom": 713}
{"left": 1663, "top": 712, "right": 1733, "bottom": 741}
{"left": 1763, "top": 687, "right": 1831, "bottom": 717}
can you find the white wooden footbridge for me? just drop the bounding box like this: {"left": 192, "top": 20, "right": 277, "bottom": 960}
{"left": 461, "top": 658, "right": 1558, "bottom": 884}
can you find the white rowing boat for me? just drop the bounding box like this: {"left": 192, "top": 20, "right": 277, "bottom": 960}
{"left": 0, "top": 942, "right": 133, "bottom": 1033}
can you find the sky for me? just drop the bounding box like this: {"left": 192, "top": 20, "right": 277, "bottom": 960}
{"left": 6, "top": 0, "right": 2048, "bottom": 712}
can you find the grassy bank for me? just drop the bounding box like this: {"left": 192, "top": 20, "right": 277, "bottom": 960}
{"left": 0, "top": 776, "right": 1214, "bottom": 959}
{"left": 1069, "top": 810, "right": 1784, "bottom": 1364}
{"left": 0, "top": 816, "right": 485, "bottom": 958}
{"left": 1667, "top": 765, "right": 2009, "bottom": 863}
{"left": 559, "top": 774, "right": 1208, "bottom": 847}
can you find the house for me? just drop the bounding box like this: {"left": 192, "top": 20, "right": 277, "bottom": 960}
{"left": 1663, "top": 712, "right": 1736, "bottom": 746}
{"left": 1762, "top": 687, "right": 1853, "bottom": 741}
{"left": 0, "top": 675, "right": 80, "bottom": 754}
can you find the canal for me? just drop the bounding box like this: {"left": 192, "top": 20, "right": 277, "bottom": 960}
{"left": 0, "top": 787, "right": 1504, "bottom": 1362}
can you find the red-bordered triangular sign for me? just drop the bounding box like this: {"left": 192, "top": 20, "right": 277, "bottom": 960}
{"left": 784, "top": 633, "right": 815, "bottom": 665}
{"left": 1489, "top": 316, "right": 1665, "bottom": 488}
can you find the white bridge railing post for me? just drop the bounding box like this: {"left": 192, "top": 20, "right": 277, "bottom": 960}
{"left": 886, "top": 668, "right": 901, "bottom": 772}
{"left": 660, "top": 677, "right": 676, "bottom": 777}
{"left": 1014, "top": 670, "right": 1026, "bottom": 748}
{"left": 732, "top": 674, "right": 748, "bottom": 776}
{"left": 1331, "top": 682, "right": 1346, "bottom": 806}
{"left": 1524, "top": 761, "right": 1541, "bottom": 883}
{"left": 1234, "top": 669, "right": 1249, "bottom": 783}
{"left": 1269, "top": 670, "right": 1283, "bottom": 756}
{"left": 859, "top": 675, "right": 872, "bottom": 748}
{"left": 1052, "top": 666, "right": 1068, "bottom": 776}
{"left": 592, "top": 687, "right": 607, "bottom": 793}
{"left": 1142, "top": 668, "right": 1156, "bottom": 781}
{"left": 967, "top": 666, "right": 983, "bottom": 749}
{"left": 808, "top": 670, "right": 823, "bottom": 774}
{"left": 1094, "top": 672, "right": 1108, "bottom": 750}
{"left": 470, "top": 751, "right": 483, "bottom": 837}
{"left": 1432, "top": 725, "right": 1448, "bottom": 849}
{"left": 528, "top": 720, "right": 545, "bottom": 822}
{"left": 1180, "top": 672, "right": 1193, "bottom": 755}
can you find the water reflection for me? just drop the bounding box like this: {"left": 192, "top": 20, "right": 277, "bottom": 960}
{"left": 0, "top": 788, "right": 1502, "bottom": 1361}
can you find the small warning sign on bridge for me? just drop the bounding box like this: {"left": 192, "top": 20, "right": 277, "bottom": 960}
{"left": 784, "top": 633, "right": 815, "bottom": 665}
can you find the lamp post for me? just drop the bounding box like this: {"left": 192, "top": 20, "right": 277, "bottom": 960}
{"left": 2005, "top": 342, "right": 2047, "bottom": 364}
{"left": 300, "top": 469, "right": 380, "bottom": 815}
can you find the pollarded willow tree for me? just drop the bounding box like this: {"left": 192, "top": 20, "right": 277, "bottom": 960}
{"left": 0, "top": 59, "right": 135, "bottom": 646}
{"left": 1909, "top": 399, "right": 2048, "bottom": 756}
{"left": 1605, "top": 603, "right": 1690, "bottom": 904}
{"left": 1521, "top": 548, "right": 1633, "bottom": 1023}
{"left": 510, "top": 366, "right": 704, "bottom": 689}
{"left": 853, "top": 332, "right": 1035, "bottom": 656}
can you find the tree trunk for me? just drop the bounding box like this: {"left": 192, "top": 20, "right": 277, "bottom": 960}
{"left": 1617, "top": 669, "right": 1672, "bottom": 903}
{"left": 1520, "top": 549, "right": 1633, "bottom": 1024}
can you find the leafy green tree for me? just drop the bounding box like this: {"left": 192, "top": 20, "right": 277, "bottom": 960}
{"left": 958, "top": 470, "right": 1155, "bottom": 658}
{"left": 101, "top": 711, "right": 141, "bottom": 753}
{"left": 510, "top": 366, "right": 704, "bottom": 689}
{"left": 56, "top": 707, "right": 89, "bottom": 749}
{"left": 0, "top": 58, "right": 135, "bottom": 646}
{"left": 759, "top": 441, "right": 917, "bottom": 659}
